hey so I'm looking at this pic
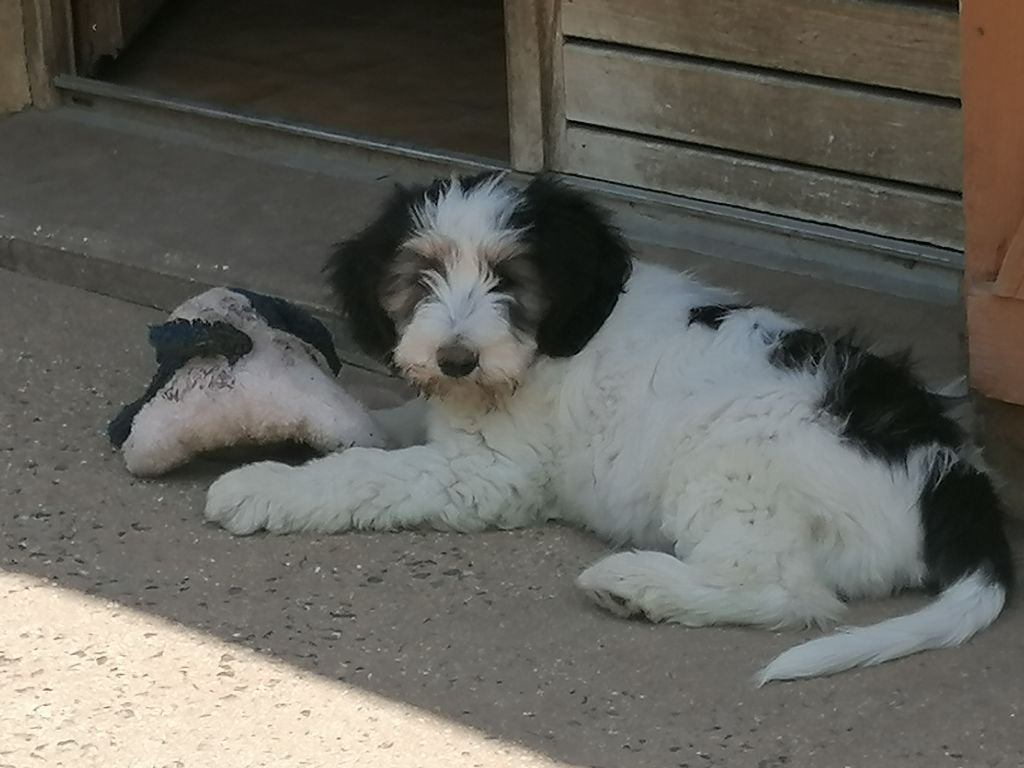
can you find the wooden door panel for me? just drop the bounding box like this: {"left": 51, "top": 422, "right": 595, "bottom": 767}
{"left": 74, "top": 0, "right": 166, "bottom": 74}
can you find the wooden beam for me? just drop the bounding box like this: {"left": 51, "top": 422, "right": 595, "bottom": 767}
{"left": 537, "top": 0, "right": 566, "bottom": 170}
{"left": 962, "top": 0, "right": 1024, "bottom": 403}
{"left": 0, "top": 0, "right": 31, "bottom": 113}
{"left": 503, "top": 0, "right": 545, "bottom": 172}
{"left": 961, "top": 0, "right": 1024, "bottom": 284}
{"left": 20, "top": 0, "right": 74, "bottom": 108}
{"left": 502, "top": 0, "right": 566, "bottom": 173}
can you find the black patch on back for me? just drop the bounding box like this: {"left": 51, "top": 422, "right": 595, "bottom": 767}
{"left": 768, "top": 327, "right": 1014, "bottom": 594}
{"left": 769, "top": 329, "right": 830, "bottom": 370}
{"left": 231, "top": 288, "right": 342, "bottom": 375}
{"left": 769, "top": 330, "right": 963, "bottom": 462}
{"left": 108, "top": 319, "right": 254, "bottom": 448}
{"left": 920, "top": 460, "right": 1014, "bottom": 592}
{"left": 688, "top": 304, "right": 751, "bottom": 329}
{"left": 824, "top": 345, "right": 963, "bottom": 462}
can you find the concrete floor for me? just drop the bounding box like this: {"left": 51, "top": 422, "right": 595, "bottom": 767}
{"left": 3, "top": 267, "right": 1024, "bottom": 768}
{"left": 2, "top": 106, "right": 1024, "bottom": 767}
{"left": 101, "top": 0, "right": 510, "bottom": 160}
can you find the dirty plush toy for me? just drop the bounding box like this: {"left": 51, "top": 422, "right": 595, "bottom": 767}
{"left": 109, "top": 287, "right": 385, "bottom": 476}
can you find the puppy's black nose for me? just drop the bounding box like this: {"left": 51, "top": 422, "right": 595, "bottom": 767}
{"left": 437, "top": 343, "right": 479, "bottom": 378}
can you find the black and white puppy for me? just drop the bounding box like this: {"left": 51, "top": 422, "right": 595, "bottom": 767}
{"left": 205, "top": 173, "right": 1014, "bottom": 683}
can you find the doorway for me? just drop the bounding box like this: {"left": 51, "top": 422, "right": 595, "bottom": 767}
{"left": 79, "top": 0, "right": 511, "bottom": 161}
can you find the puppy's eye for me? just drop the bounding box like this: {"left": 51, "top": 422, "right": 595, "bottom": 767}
{"left": 492, "top": 272, "right": 516, "bottom": 293}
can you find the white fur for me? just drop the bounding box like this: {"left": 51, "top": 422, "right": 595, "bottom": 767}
{"left": 757, "top": 571, "right": 1005, "bottom": 684}
{"left": 205, "top": 256, "right": 1000, "bottom": 681}
{"left": 392, "top": 178, "right": 535, "bottom": 398}
{"left": 410, "top": 173, "right": 522, "bottom": 252}
{"left": 123, "top": 288, "right": 384, "bottom": 476}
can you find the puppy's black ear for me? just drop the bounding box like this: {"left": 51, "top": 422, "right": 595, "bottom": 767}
{"left": 517, "top": 176, "right": 632, "bottom": 357}
{"left": 324, "top": 186, "right": 418, "bottom": 361}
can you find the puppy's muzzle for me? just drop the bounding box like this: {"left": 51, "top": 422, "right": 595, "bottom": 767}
{"left": 437, "top": 343, "right": 479, "bottom": 378}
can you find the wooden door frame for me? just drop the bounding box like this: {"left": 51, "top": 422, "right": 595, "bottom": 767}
{"left": 503, "top": 0, "right": 565, "bottom": 172}
{"left": 20, "top": 0, "right": 74, "bottom": 108}
{"left": 962, "top": 0, "right": 1024, "bottom": 405}
{"left": 20, "top": 0, "right": 166, "bottom": 91}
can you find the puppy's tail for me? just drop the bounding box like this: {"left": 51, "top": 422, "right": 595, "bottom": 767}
{"left": 759, "top": 458, "right": 1014, "bottom": 685}
{"left": 757, "top": 569, "right": 1005, "bottom": 684}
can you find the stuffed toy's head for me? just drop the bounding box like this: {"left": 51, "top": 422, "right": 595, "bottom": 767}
{"left": 109, "top": 287, "right": 385, "bottom": 476}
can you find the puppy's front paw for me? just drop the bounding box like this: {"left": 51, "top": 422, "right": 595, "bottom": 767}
{"left": 204, "top": 462, "right": 294, "bottom": 535}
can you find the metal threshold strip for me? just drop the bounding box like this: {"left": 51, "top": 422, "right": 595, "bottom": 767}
{"left": 52, "top": 74, "right": 509, "bottom": 174}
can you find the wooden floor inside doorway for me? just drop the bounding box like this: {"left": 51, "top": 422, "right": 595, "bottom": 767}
{"left": 99, "top": 0, "right": 511, "bottom": 160}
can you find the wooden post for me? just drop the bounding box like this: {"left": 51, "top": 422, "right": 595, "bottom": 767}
{"left": 21, "top": 0, "right": 74, "bottom": 108}
{"left": 503, "top": 0, "right": 545, "bottom": 172}
{"left": 503, "top": 0, "right": 565, "bottom": 173}
{"left": 536, "top": 0, "right": 566, "bottom": 171}
{"left": 0, "top": 0, "right": 33, "bottom": 113}
{"left": 962, "top": 0, "right": 1024, "bottom": 405}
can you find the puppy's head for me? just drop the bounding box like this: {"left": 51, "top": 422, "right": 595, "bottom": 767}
{"left": 327, "top": 173, "right": 632, "bottom": 405}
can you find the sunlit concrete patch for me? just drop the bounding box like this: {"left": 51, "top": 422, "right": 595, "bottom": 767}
{"left": 0, "top": 571, "right": 571, "bottom": 768}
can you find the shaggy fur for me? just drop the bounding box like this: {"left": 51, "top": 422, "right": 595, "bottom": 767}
{"left": 205, "top": 174, "right": 1014, "bottom": 683}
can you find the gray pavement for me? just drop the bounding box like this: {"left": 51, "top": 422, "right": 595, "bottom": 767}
{"left": 2, "top": 267, "right": 1023, "bottom": 768}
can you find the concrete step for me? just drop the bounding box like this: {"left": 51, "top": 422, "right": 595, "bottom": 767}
{"left": 1, "top": 106, "right": 965, "bottom": 384}
{"left": 0, "top": 106, "right": 445, "bottom": 371}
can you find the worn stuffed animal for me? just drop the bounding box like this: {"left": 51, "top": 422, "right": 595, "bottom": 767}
{"left": 109, "top": 287, "right": 385, "bottom": 476}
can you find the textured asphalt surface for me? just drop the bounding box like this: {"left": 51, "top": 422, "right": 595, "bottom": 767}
{"left": 2, "top": 270, "right": 1023, "bottom": 768}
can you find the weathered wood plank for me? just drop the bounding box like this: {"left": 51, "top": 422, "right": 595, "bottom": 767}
{"left": 538, "top": 0, "right": 568, "bottom": 169}
{"left": 503, "top": 0, "right": 545, "bottom": 171}
{"left": 559, "top": 126, "right": 963, "bottom": 248}
{"left": 564, "top": 44, "right": 961, "bottom": 190}
{"left": 22, "top": 0, "right": 75, "bottom": 107}
{"left": 562, "top": 0, "right": 960, "bottom": 97}
{"left": 0, "top": 0, "right": 32, "bottom": 112}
